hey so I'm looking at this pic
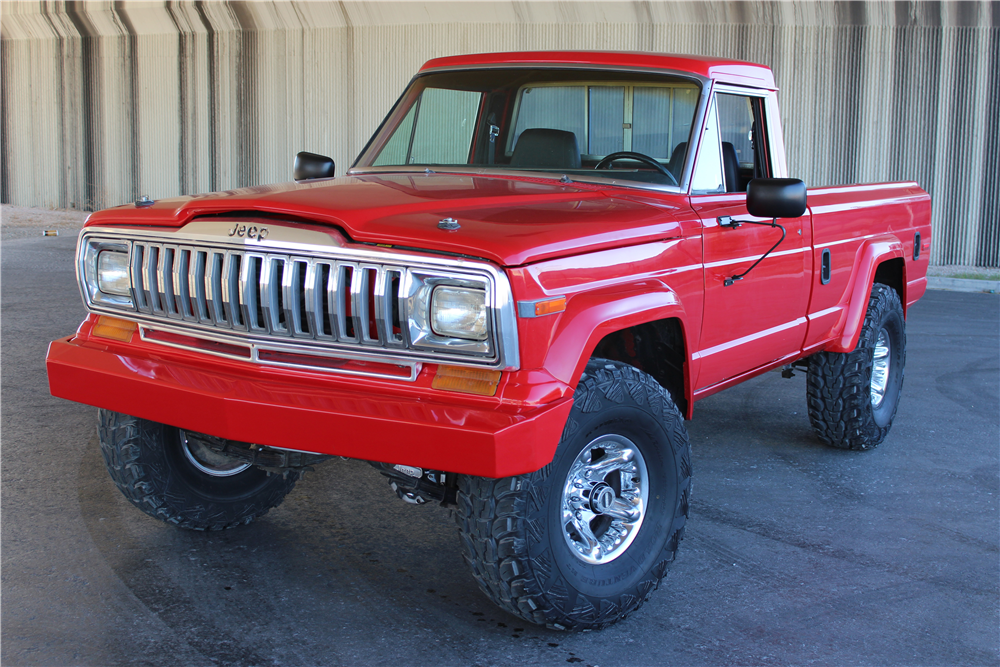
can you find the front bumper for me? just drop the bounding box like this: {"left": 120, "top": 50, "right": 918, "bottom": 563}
{"left": 46, "top": 334, "right": 573, "bottom": 478}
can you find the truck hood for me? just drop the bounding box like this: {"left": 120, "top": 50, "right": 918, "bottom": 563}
{"left": 86, "top": 173, "right": 687, "bottom": 266}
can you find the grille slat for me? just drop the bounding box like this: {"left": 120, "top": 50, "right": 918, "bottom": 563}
{"left": 381, "top": 268, "right": 405, "bottom": 348}
{"left": 191, "top": 250, "right": 209, "bottom": 322}
{"left": 222, "top": 253, "right": 244, "bottom": 330}
{"left": 304, "top": 261, "right": 335, "bottom": 341}
{"left": 131, "top": 245, "right": 147, "bottom": 310}
{"left": 338, "top": 264, "right": 357, "bottom": 342}
{"left": 264, "top": 257, "right": 288, "bottom": 335}
{"left": 176, "top": 249, "right": 194, "bottom": 320}
{"left": 325, "top": 262, "right": 340, "bottom": 340}
{"left": 354, "top": 266, "right": 375, "bottom": 345}
{"left": 283, "top": 259, "right": 310, "bottom": 338}
{"left": 207, "top": 251, "right": 226, "bottom": 326}
{"left": 145, "top": 245, "right": 161, "bottom": 313}
{"left": 366, "top": 266, "right": 382, "bottom": 345}
{"left": 241, "top": 254, "right": 266, "bottom": 333}
{"left": 159, "top": 246, "right": 177, "bottom": 317}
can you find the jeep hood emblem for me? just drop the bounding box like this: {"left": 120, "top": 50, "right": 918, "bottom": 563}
{"left": 228, "top": 223, "right": 269, "bottom": 241}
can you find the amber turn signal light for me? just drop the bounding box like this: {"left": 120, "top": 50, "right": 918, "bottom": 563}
{"left": 432, "top": 365, "right": 502, "bottom": 396}
{"left": 533, "top": 297, "right": 566, "bottom": 317}
{"left": 92, "top": 315, "right": 137, "bottom": 342}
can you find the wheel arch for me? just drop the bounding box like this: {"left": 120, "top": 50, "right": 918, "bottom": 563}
{"left": 827, "top": 238, "right": 906, "bottom": 353}
{"left": 590, "top": 318, "right": 690, "bottom": 419}
{"left": 540, "top": 285, "right": 693, "bottom": 419}
{"left": 873, "top": 257, "right": 906, "bottom": 307}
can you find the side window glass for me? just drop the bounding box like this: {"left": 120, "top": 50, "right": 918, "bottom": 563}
{"left": 373, "top": 88, "right": 482, "bottom": 166}
{"left": 691, "top": 101, "right": 724, "bottom": 193}
{"left": 715, "top": 93, "right": 771, "bottom": 192}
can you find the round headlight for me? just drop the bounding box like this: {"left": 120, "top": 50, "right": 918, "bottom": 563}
{"left": 430, "top": 286, "right": 487, "bottom": 340}
{"left": 97, "top": 250, "right": 131, "bottom": 296}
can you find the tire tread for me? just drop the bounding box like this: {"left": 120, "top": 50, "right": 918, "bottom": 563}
{"left": 806, "top": 283, "right": 905, "bottom": 450}
{"left": 98, "top": 410, "right": 297, "bottom": 531}
{"left": 455, "top": 360, "right": 691, "bottom": 630}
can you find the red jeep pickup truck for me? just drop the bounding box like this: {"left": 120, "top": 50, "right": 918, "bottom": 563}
{"left": 47, "top": 51, "right": 931, "bottom": 630}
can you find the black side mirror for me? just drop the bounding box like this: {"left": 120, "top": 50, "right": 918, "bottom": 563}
{"left": 747, "top": 178, "right": 807, "bottom": 218}
{"left": 293, "top": 151, "right": 335, "bottom": 181}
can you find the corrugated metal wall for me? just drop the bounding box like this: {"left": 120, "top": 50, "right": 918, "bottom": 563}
{"left": 2, "top": 1, "right": 997, "bottom": 267}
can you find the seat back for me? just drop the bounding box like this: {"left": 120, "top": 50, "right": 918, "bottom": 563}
{"left": 511, "top": 128, "right": 581, "bottom": 169}
{"left": 722, "top": 141, "right": 740, "bottom": 192}
{"left": 667, "top": 142, "right": 687, "bottom": 182}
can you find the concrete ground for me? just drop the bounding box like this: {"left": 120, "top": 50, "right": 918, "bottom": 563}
{"left": 2, "top": 212, "right": 998, "bottom": 666}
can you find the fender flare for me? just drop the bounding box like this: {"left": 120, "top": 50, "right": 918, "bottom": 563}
{"left": 540, "top": 283, "right": 692, "bottom": 390}
{"left": 827, "top": 236, "right": 905, "bottom": 353}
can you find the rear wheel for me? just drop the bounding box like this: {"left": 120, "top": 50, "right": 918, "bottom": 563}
{"left": 455, "top": 359, "right": 691, "bottom": 630}
{"left": 807, "top": 283, "right": 906, "bottom": 450}
{"left": 98, "top": 410, "right": 298, "bottom": 530}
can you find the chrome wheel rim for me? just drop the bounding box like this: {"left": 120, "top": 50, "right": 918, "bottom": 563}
{"left": 560, "top": 434, "right": 649, "bottom": 564}
{"left": 870, "top": 328, "right": 891, "bottom": 408}
{"left": 180, "top": 431, "right": 252, "bottom": 477}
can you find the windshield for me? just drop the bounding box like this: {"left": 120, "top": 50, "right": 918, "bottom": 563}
{"left": 354, "top": 68, "right": 702, "bottom": 188}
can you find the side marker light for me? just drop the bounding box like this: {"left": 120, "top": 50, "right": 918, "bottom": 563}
{"left": 534, "top": 296, "right": 567, "bottom": 317}
{"left": 517, "top": 296, "right": 567, "bottom": 318}
{"left": 92, "top": 315, "right": 137, "bottom": 342}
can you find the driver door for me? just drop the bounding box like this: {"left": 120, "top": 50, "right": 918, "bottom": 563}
{"left": 691, "top": 89, "right": 812, "bottom": 392}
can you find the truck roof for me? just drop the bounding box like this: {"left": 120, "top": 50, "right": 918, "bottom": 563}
{"left": 419, "top": 51, "right": 776, "bottom": 89}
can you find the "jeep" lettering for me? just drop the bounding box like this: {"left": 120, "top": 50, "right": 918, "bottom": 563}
{"left": 227, "top": 223, "right": 269, "bottom": 241}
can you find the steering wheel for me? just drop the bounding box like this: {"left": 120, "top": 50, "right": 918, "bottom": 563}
{"left": 594, "top": 151, "right": 678, "bottom": 186}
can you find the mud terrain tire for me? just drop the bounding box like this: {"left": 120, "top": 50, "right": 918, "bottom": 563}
{"left": 455, "top": 359, "right": 691, "bottom": 630}
{"left": 98, "top": 410, "right": 298, "bottom": 530}
{"left": 807, "top": 283, "right": 906, "bottom": 450}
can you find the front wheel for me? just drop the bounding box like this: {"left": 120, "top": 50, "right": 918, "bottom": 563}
{"left": 98, "top": 410, "right": 298, "bottom": 530}
{"left": 807, "top": 283, "right": 906, "bottom": 450}
{"left": 455, "top": 359, "right": 692, "bottom": 630}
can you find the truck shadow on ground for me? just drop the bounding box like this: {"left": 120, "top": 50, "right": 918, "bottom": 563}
{"left": 75, "top": 433, "right": 603, "bottom": 665}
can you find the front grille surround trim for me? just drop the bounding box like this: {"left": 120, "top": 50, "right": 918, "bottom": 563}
{"left": 78, "top": 225, "right": 520, "bottom": 373}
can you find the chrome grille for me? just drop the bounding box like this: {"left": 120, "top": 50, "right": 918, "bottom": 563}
{"left": 130, "top": 242, "right": 407, "bottom": 349}
{"left": 79, "top": 223, "right": 520, "bottom": 375}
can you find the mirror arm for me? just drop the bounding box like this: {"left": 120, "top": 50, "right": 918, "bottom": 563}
{"left": 724, "top": 218, "right": 786, "bottom": 287}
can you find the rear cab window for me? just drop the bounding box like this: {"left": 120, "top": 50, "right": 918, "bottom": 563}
{"left": 507, "top": 82, "right": 698, "bottom": 166}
